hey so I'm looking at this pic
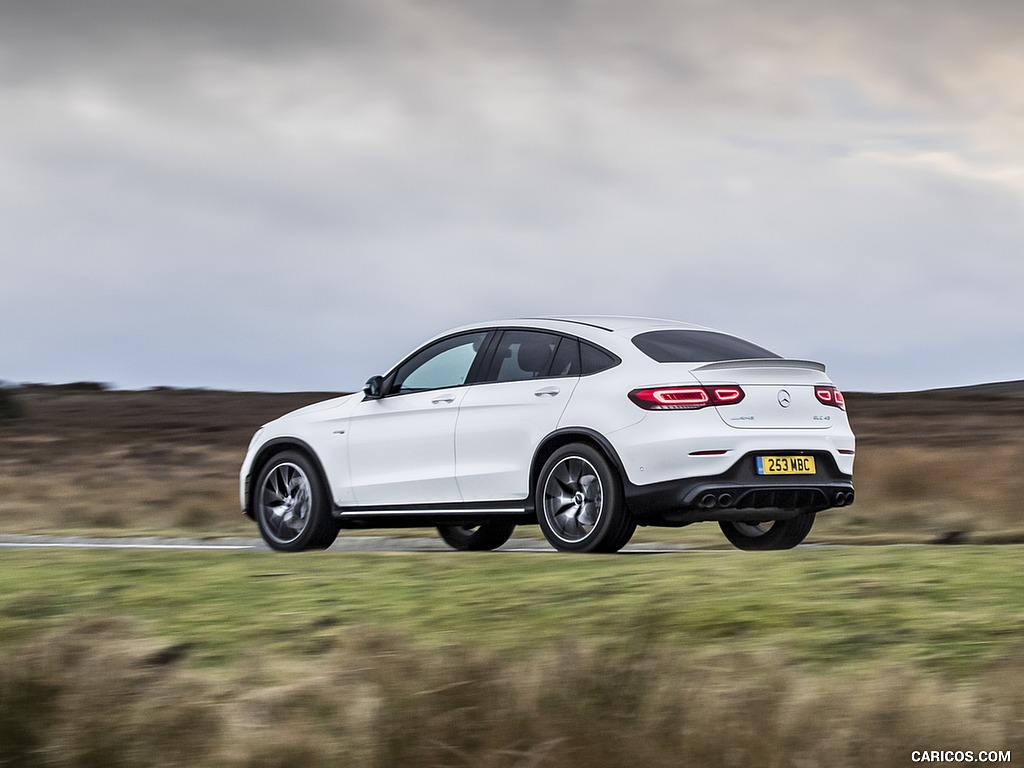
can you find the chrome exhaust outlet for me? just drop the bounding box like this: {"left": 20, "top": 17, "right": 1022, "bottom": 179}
{"left": 700, "top": 493, "right": 718, "bottom": 509}
{"left": 717, "top": 493, "right": 733, "bottom": 508}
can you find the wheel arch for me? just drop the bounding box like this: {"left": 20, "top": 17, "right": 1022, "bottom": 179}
{"left": 245, "top": 437, "right": 333, "bottom": 518}
{"left": 529, "top": 428, "right": 628, "bottom": 505}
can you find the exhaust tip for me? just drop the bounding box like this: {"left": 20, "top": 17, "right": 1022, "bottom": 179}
{"left": 700, "top": 493, "right": 718, "bottom": 509}
{"left": 834, "top": 492, "right": 847, "bottom": 506}
{"left": 717, "top": 493, "right": 733, "bottom": 508}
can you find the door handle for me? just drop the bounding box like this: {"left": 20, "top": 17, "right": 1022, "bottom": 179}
{"left": 431, "top": 395, "right": 456, "bottom": 404}
{"left": 534, "top": 386, "right": 560, "bottom": 397}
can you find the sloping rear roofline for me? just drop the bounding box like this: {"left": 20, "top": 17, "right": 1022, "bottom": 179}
{"left": 529, "top": 315, "right": 712, "bottom": 334}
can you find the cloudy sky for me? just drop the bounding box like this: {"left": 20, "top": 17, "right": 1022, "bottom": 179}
{"left": 3, "top": 0, "right": 1023, "bottom": 393}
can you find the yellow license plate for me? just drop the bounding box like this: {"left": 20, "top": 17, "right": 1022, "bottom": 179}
{"left": 756, "top": 456, "right": 816, "bottom": 475}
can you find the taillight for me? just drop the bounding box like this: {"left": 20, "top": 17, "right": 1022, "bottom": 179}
{"left": 815, "top": 386, "right": 846, "bottom": 410}
{"left": 629, "top": 385, "right": 745, "bottom": 410}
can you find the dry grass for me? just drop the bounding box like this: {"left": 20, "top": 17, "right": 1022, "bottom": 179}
{"left": 2, "top": 618, "right": 1022, "bottom": 768}
{"left": 1, "top": 383, "right": 1023, "bottom": 542}
{"left": 810, "top": 443, "right": 1024, "bottom": 544}
{"left": 0, "top": 385, "right": 329, "bottom": 536}
{"left": 832, "top": 389, "right": 1024, "bottom": 542}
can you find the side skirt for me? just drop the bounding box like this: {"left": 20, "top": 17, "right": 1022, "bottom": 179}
{"left": 332, "top": 500, "right": 534, "bottom": 529}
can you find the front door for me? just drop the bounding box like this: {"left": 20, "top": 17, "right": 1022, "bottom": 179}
{"left": 346, "top": 331, "right": 488, "bottom": 505}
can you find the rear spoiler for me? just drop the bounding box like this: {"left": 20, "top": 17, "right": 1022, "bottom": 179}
{"left": 692, "top": 358, "right": 827, "bottom": 373}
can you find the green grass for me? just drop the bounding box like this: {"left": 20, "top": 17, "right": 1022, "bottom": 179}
{"left": 3, "top": 546, "right": 1023, "bottom": 680}
{"left": 4, "top": 547, "right": 1024, "bottom": 767}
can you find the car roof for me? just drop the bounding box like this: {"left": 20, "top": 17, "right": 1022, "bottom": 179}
{"left": 532, "top": 316, "right": 712, "bottom": 334}
{"left": 429, "top": 316, "right": 719, "bottom": 359}
{"left": 448, "top": 315, "right": 712, "bottom": 337}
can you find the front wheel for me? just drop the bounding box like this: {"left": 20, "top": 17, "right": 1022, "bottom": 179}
{"left": 536, "top": 443, "right": 635, "bottom": 553}
{"left": 437, "top": 522, "right": 516, "bottom": 551}
{"left": 254, "top": 451, "right": 340, "bottom": 552}
{"left": 718, "top": 512, "right": 815, "bottom": 551}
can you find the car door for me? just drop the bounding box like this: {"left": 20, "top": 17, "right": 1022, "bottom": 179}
{"left": 455, "top": 331, "right": 580, "bottom": 502}
{"left": 346, "top": 331, "right": 489, "bottom": 505}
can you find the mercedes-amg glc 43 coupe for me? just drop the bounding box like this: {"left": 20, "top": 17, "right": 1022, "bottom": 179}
{"left": 241, "top": 316, "right": 855, "bottom": 553}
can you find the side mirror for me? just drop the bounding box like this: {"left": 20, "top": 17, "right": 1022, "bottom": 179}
{"left": 363, "top": 375, "right": 384, "bottom": 399}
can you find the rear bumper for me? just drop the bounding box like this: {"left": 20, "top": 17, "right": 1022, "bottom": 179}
{"left": 624, "top": 450, "right": 854, "bottom": 525}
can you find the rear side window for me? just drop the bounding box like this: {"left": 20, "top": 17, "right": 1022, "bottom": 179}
{"left": 486, "top": 330, "right": 562, "bottom": 383}
{"left": 632, "top": 330, "right": 779, "bottom": 363}
{"left": 580, "top": 342, "right": 619, "bottom": 374}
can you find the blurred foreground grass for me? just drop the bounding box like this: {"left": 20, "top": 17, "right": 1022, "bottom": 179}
{"left": 2, "top": 547, "right": 1023, "bottom": 767}
{"left": 3, "top": 547, "right": 1022, "bottom": 678}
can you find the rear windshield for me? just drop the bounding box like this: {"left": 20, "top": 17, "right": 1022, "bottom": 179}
{"left": 632, "top": 330, "right": 780, "bottom": 363}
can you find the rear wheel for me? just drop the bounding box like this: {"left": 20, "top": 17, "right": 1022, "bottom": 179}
{"left": 254, "top": 451, "right": 340, "bottom": 552}
{"left": 536, "top": 443, "right": 634, "bottom": 553}
{"left": 718, "top": 512, "right": 815, "bottom": 551}
{"left": 437, "top": 522, "right": 516, "bottom": 551}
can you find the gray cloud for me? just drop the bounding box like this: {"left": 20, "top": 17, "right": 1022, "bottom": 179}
{"left": 2, "top": 0, "right": 1023, "bottom": 391}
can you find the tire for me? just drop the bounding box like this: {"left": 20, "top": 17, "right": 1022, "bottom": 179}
{"left": 254, "top": 450, "right": 340, "bottom": 552}
{"left": 536, "top": 443, "right": 635, "bottom": 553}
{"left": 718, "top": 512, "right": 815, "bottom": 551}
{"left": 437, "top": 522, "right": 517, "bottom": 551}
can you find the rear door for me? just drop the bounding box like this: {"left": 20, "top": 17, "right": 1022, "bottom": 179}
{"left": 455, "top": 331, "right": 580, "bottom": 502}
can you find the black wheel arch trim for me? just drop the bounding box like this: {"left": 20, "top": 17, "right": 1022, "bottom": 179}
{"left": 244, "top": 437, "right": 333, "bottom": 518}
{"left": 530, "top": 427, "right": 631, "bottom": 494}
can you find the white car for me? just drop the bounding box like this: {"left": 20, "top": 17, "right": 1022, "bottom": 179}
{"left": 240, "top": 317, "right": 855, "bottom": 553}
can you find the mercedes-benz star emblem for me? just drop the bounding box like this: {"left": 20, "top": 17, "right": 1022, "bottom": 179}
{"left": 777, "top": 389, "right": 791, "bottom": 408}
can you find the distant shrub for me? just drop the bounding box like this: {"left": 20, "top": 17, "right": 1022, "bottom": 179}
{"left": 58, "top": 381, "right": 112, "bottom": 392}
{"left": 0, "top": 383, "right": 22, "bottom": 421}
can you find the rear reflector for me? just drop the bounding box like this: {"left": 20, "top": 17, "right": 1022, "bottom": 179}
{"left": 629, "top": 385, "right": 745, "bottom": 410}
{"left": 815, "top": 386, "right": 846, "bottom": 410}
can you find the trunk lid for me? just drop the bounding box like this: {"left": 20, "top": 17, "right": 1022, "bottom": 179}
{"left": 689, "top": 359, "right": 837, "bottom": 430}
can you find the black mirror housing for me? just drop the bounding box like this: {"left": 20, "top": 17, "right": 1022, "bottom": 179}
{"left": 363, "top": 375, "right": 384, "bottom": 399}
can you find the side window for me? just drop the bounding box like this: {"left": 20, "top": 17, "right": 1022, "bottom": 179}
{"left": 391, "top": 332, "right": 488, "bottom": 394}
{"left": 485, "top": 330, "right": 562, "bottom": 383}
{"left": 580, "top": 342, "right": 619, "bottom": 375}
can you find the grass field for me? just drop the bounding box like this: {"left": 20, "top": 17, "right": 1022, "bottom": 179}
{"left": 3, "top": 547, "right": 1024, "bottom": 766}
{"left": 4, "top": 547, "right": 1023, "bottom": 676}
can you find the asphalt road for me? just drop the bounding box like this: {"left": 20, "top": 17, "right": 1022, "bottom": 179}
{"left": 0, "top": 534, "right": 743, "bottom": 554}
